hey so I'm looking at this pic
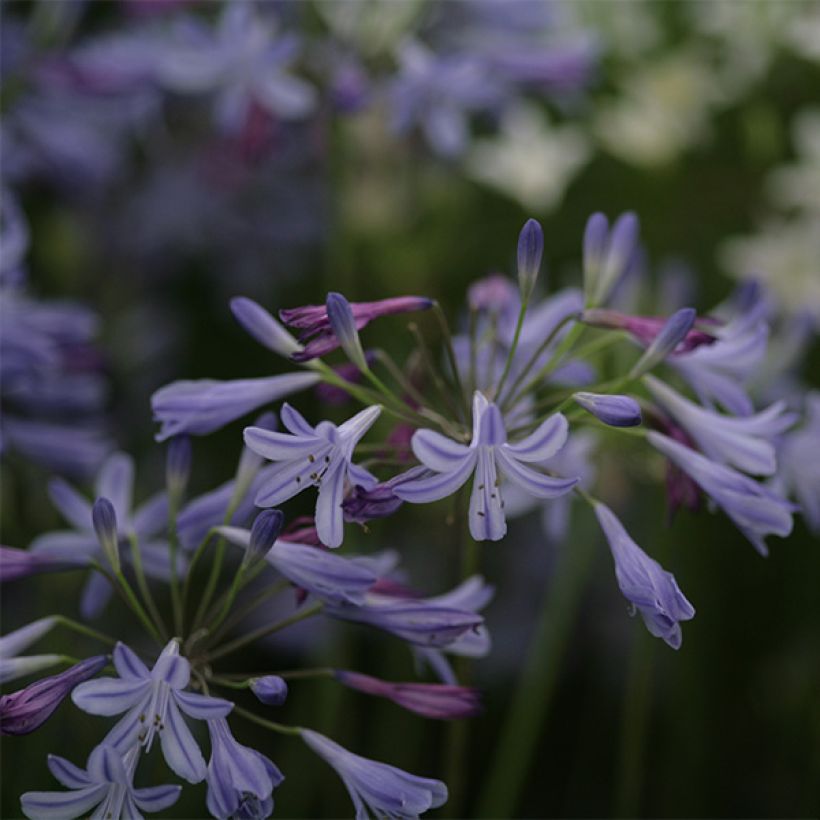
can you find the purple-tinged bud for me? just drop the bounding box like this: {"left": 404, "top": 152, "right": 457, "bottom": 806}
{"left": 250, "top": 675, "right": 289, "bottom": 706}
{"left": 165, "top": 436, "right": 192, "bottom": 504}
{"left": 573, "top": 392, "right": 642, "bottom": 427}
{"left": 517, "top": 218, "right": 544, "bottom": 301}
{"left": 585, "top": 211, "right": 640, "bottom": 307}
{"left": 92, "top": 498, "right": 120, "bottom": 573}
{"left": 583, "top": 212, "right": 608, "bottom": 296}
{"left": 230, "top": 296, "right": 302, "bottom": 358}
{"left": 244, "top": 510, "right": 285, "bottom": 569}
{"left": 326, "top": 292, "right": 368, "bottom": 371}
{"left": 0, "top": 655, "right": 107, "bottom": 735}
{"left": 629, "top": 308, "right": 696, "bottom": 377}
{"left": 334, "top": 670, "right": 481, "bottom": 720}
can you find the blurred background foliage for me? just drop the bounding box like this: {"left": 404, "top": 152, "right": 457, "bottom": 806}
{"left": 2, "top": 0, "right": 819, "bottom": 817}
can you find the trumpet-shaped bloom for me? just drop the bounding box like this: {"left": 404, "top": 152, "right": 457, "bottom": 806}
{"left": 280, "top": 294, "right": 433, "bottom": 362}
{"left": 244, "top": 403, "right": 382, "bottom": 547}
{"left": 21, "top": 745, "right": 181, "bottom": 820}
{"left": 335, "top": 671, "right": 481, "bottom": 720}
{"left": 594, "top": 503, "right": 695, "bottom": 649}
{"left": 151, "top": 372, "right": 319, "bottom": 441}
{"left": 302, "top": 729, "right": 448, "bottom": 819}
{"left": 395, "top": 392, "right": 577, "bottom": 541}
{"left": 0, "top": 617, "right": 60, "bottom": 684}
{"left": 1, "top": 655, "right": 107, "bottom": 735}
{"left": 217, "top": 526, "right": 377, "bottom": 605}
{"left": 648, "top": 432, "right": 795, "bottom": 556}
{"left": 205, "top": 718, "right": 284, "bottom": 820}
{"left": 72, "top": 640, "right": 233, "bottom": 783}
{"left": 645, "top": 376, "right": 796, "bottom": 476}
{"left": 30, "top": 452, "right": 176, "bottom": 619}
{"left": 0, "top": 546, "right": 85, "bottom": 583}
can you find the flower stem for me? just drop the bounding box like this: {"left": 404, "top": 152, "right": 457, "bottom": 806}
{"left": 494, "top": 297, "right": 529, "bottom": 401}
{"left": 209, "top": 579, "right": 291, "bottom": 644}
{"left": 433, "top": 302, "right": 470, "bottom": 422}
{"left": 475, "top": 522, "right": 597, "bottom": 818}
{"left": 55, "top": 616, "right": 116, "bottom": 646}
{"left": 233, "top": 705, "right": 303, "bottom": 736}
{"left": 127, "top": 533, "right": 168, "bottom": 640}
{"left": 167, "top": 499, "right": 184, "bottom": 635}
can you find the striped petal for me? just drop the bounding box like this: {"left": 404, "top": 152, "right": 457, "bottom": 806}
{"left": 47, "top": 755, "right": 92, "bottom": 789}
{"left": 243, "top": 426, "right": 324, "bottom": 462}
{"left": 496, "top": 449, "right": 578, "bottom": 499}
{"left": 411, "top": 429, "right": 471, "bottom": 472}
{"left": 468, "top": 450, "right": 506, "bottom": 541}
{"left": 393, "top": 453, "right": 476, "bottom": 504}
{"left": 174, "top": 690, "right": 234, "bottom": 720}
{"left": 315, "top": 457, "right": 347, "bottom": 548}
{"left": 132, "top": 784, "right": 182, "bottom": 813}
{"left": 71, "top": 678, "right": 150, "bottom": 716}
{"left": 279, "top": 403, "right": 316, "bottom": 437}
{"left": 21, "top": 785, "right": 107, "bottom": 819}
{"left": 337, "top": 405, "right": 381, "bottom": 445}
{"left": 503, "top": 414, "right": 568, "bottom": 463}
{"left": 95, "top": 453, "right": 134, "bottom": 523}
{"left": 160, "top": 701, "right": 207, "bottom": 783}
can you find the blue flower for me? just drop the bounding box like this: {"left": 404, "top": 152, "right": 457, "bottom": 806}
{"left": 21, "top": 744, "right": 181, "bottom": 820}
{"left": 0, "top": 617, "right": 61, "bottom": 684}
{"left": 645, "top": 376, "right": 796, "bottom": 476}
{"left": 648, "top": 432, "right": 796, "bottom": 556}
{"left": 594, "top": 502, "right": 695, "bottom": 649}
{"left": 244, "top": 403, "right": 382, "bottom": 547}
{"left": 395, "top": 392, "right": 577, "bottom": 541}
{"left": 72, "top": 640, "right": 233, "bottom": 783}
{"left": 250, "top": 676, "right": 288, "bottom": 706}
{"left": 573, "top": 392, "right": 642, "bottom": 427}
{"left": 1, "top": 655, "right": 107, "bottom": 735}
{"left": 151, "top": 372, "right": 319, "bottom": 441}
{"left": 302, "top": 729, "right": 448, "bottom": 818}
{"left": 205, "top": 718, "right": 283, "bottom": 820}
{"left": 582, "top": 211, "right": 640, "bottom": 307}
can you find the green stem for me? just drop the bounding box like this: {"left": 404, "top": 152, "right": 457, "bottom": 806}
{"left": 210, "top": 579, "right": 290, "bottom": 644}
{"left": 206, "top": 602, "right": 324, "bottom": 664}
{"left": 494, "top": 298, "right": 529, "bottom": 401}
{"left": 233, "top": 705, "right": 303, "bottom": 737}
{"left": 128, "top": 533, "right": 168, "bottom": 640}
{"left": 167, "top": 500, "right": 184, "bottom": 636}
{"left": 113, "top": 569, "right": 163, "bottom": 645}
{"left": 55, "top": 616, "right": 116, "bottom": 646}
{"left": 433, "top": 302, "right": 470, "bottom": 422}
{"left": 476, "top": 527, "right": 597, "bottom": 818}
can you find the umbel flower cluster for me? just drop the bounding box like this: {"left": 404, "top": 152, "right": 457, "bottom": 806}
{"left": 2, "top": 214, "right": 816, "bottom": 819}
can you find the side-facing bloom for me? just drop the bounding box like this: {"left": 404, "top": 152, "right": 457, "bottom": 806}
{"left": 0, "top": 617, "right": 61, "bottom": 683}
{"left": 230, "top": 296, "right": 302, "bottom": 359}
{"left": 21, "top": 745, "right": 181, "bottom": 820}
{"left": 335, "top": 671, "right": 481, "bottom": 720}
{"left": 573, "top": 392, "right": 641, "bottom": 427}
{"left": 0, "top": 546, "right": 85, "bottom": 583}
{"left": 594, "top": 503, "right": 695, "bottom": 649}
{"left": 302, "top": 729, "right": 447, "bottom": 818}
{"left": 280, "top": 295, "right": 433, "bottom": 362}
{"left": 244, "top": 403, "right": 382, "bottom": 547}
{"left": 205, "top": 717, "right": 284, "bottom": 820}
{"left": 395, "top": 392, "right": 577, "bottom": 541}
{"left": 151, "top": 372, "right": 319, "bottom": 441}
{"left": 648, "top": 432, "right": 795, "bottom": 555}
{"left": 645, "top": 376, "right": 796, "bottom": 476}
{"left": 1, "top": 655, "right": 107, "bottom": 735}
{"left": 326, "top": 292, "right": 368, "bottom": 371}
{"left": 72, "top": 640, "right": 233, "bottom": 783}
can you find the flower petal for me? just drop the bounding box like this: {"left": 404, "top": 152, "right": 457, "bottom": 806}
{"left": 132, "top": 784, "right": 182, "bottom": 813}
{"left": 496, "top": 449, "right": 578, "bottom": 499}
{"left": 47, "top": 755, "right": 92, "bottom": 789}
{"left": 47, "top": 478, "right": 92, "bottom": 531}
{"left": 315, "top": 457, "right": 347, "bottom": 548}
{"left": 468, "top": 450, "right": 506, "bottom": 541}
{"left": 337, "top": 405, "right": 381, "bottom": 446}
{"left": 173, "top": 690, "right": 234, "bottom": 720}
{"left": 71, "top": 678, "right": 150, "bottom": 716}
{"left": 160, "top": 701, "right": 207, "bottom": 783}
{"left": 279, "top": 403, "right": 316, "bottom": 437}
{"left": 21, "top": 785, "right": 107, "bottom": 819}
{"left": 95, "top": 453, "right": 134, "bottom": 523}
{"left": 503, "top": 414, "right": 568, "bottom": 463}
{"left": 243, "top": 426, "right": 325, "bottom": 462}
{"left": 393, "top": 452, "right": 476, "bottom": 504}
{"left": 411, "top": 429, "right": 471, "bottom": 472}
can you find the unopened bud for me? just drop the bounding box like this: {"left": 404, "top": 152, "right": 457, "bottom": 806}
{"left": 92, "top": 497, "right": 120, "bottom": 573}
{"left": 573, "top": 392, "right": 642, "bottom": 427}
{"left": 250, "top": 675, "right": 289, "bottom": 706}
{"left": 629, "top": 307, "right": 696, "bottom": 377}
{"left": 517, "top": 218, "right": 544, "bottom": 301}
{"left": 244, "top": 510, "right": 285, "bottom": 570}
{"left": 326, "top": 292, "right": 367, "bottom": 371}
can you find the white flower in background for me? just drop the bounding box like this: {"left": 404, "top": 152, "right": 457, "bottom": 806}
{"left": 593, "top": 51, "right": 722, "bottom": 167}
{"left": 466, "top": 103, "right": 590, "bottom": 210}
{"left": 767, "top": 108, "right": 820, "bottom": 214}
{"left": 784, "top": 2, "right": 820, "bottom": 63}
{"left": 575, "top": 0, "right": 661, "bottom": 57}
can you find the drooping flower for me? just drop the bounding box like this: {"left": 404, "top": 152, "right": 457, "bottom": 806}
{"left": 30, "top": 451, "right": 176, "bottom": 618}
{"left": 205, "top": 717, "right": 284, "bottom": 820}
{"left": 280, "top": 294, "right": 433, "bottom": 362}
{"left": 20, "top": 744, "right": 181, "bottom": 820}
{"left": 72, "top": 640, "right": 233, "bottom": 783}
{"left": 334, "top": 670, "right": 481, "bottom": 720}
{"left": 395, "top": 392, "right": 577, "bottom": 541}
{"left": 151, "top": 372, "right": 319, "bottom": 441}
{"left": 0, "top": 617, "right": 61, "bottom": 684}
{"left": 573, "top": 392, "right": 642, "bottom": 427}
{"left": 1, "top": 655, "right": 107, "bottom": 735}
{"left": 594, "top": 502, "right": 695, "bottom": 649}
{"left": 243, "top": 403, "right": 382, "bottom": 547}
{"left": 648, "top": 431, "right": 795, "bottom": 556}
{"left": 301, "top": 729, "right": 448, "bottom": 818}
{"left": 645, "top": 375, "right": 796, "bottom": 476}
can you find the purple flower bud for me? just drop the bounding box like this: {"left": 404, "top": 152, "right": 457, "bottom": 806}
{"left": 334, "top": 670, "right": 481, "bottom": 720}
{"left": 230, "top": 296, "right": 302, "bottom": 358}
{"left": 92, "top": 497, "right": 120, "bottom": 573}
{"left": 342, "top": 466, "right": 431, "bottom": 524}
{"left": 326, "top": 292, "right": 368, "bottom": 370}
{"left": 517, "top": 218, "right": 544, "bottom": 300}
{"left": 583, "top": 212, "right": 608, "bottom": 292}
{"left": 0, "top": 655, "right": 107, "bottom": 735}
{"left": 630, "top": 308, "right": 697, "bottom": 376}
{"left": 245, "top": 510, "right": 285, "bottom": 569}
{"left": 166, "top": 436, "right": 192, "bottom": 503}
{"left": 573, "top": 392, "right": 642, "bottom": 427}
{"left": 584, "top": 211, "right": 640, "bottom": 306}
{"left": 250, "top": 675, "right": 289, "bottom": 706}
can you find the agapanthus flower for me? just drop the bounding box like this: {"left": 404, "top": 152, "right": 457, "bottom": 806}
{"left": 30, "top": 451, "right": 175, "bottom": 618}
{"left": 582, "top": 211, "right": 641, "bottom": 307}
{"left": 648, "top": 431, "right": 795, "bottom": 556}
{"left": 1, "top": 655, "right": 107, "bottom": 735}
{"left": 151, "top": 372, "right": 319, "bottom": 441}
{"left": 20, "top": 744, "right": 181, "bottom": 820}
{"left": 205, "top": 717, "right": 284, "bottom": 820}
{"left": 0, "top": 546, "right": 85, "bottom": 583}
{"left": 244, "top": 403, "right": 382, "bottom": 547}
{"left": 645, "top": 375, "right": 796, "bottom": 476}
{"left": 72, "top": 640, "right": 233, "bottom": 783}
{"left": 230, "top": 297, "right": 303, "bottom": 359}
{"left": 335, "top": 670, "right": 481, "bottom": 720}
{"left": 342, "top": 466, "right": 432, "bottom": 524}
{"left": 395, "top": 392, "right": 577, "bottom": 541}
{"left": 0, "top": 617, "right": 61, "bottom": 683}
{"left": 280, "top": 294, "right": 433, "bottom": 362}
{"left": 250, "top": 676, "right": 288, "bottom": 706}
{"left": 573, "top": 392, "right": 642, "bottom": 427}
{"left": 302, "top": 729, "right": 448, "bottom": 819}
{"left": 594, "top": 502, "right": 695, "bottom": 649}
